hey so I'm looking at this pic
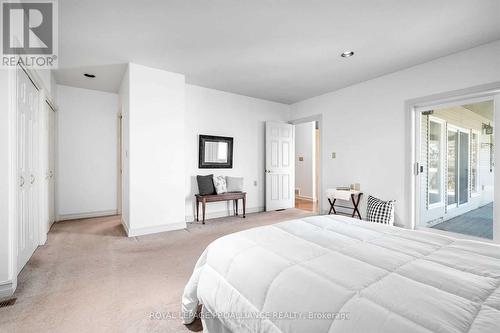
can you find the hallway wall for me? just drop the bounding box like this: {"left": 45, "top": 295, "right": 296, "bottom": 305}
{"left": 295, "top": 121, "right": 316, "bottom": 200}
{"left": 57, "top": 85, "right": 119, "bottom": 220}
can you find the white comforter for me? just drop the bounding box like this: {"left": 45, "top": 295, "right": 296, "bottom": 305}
{"left": 182, "top": 215, "right": 500, "bottom": 333}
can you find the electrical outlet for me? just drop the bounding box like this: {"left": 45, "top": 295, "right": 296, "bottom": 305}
{"left": 254, "top": 180, "right": 257, "bottom": 186}
{"left": 331, "top": 152, "right": 336, "bottom": 159}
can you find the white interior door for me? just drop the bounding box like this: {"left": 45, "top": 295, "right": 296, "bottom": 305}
{"left": 265, "top": 122, "right": 295, "bottom": 211}
{"left": 17, "top": 68, "right": 40, "bottom": 273}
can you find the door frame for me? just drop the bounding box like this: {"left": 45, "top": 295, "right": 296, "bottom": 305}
{"left": 45, "top": 100, "right": 57, "bottom": 230}
{"left": 289, "top": 114, "right": 323, "bottom": 214}
{"left": 406, "top": 81, "right": 500, "bottom": 243}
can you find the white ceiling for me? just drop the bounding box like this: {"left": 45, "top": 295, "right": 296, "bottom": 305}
{"left": 54, "top": 0, "right": 500, "bottom": 104}
{"left": 55, "top": 64, "right": 127, "bottom": 93}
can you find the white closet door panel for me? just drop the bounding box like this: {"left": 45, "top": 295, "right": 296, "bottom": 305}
{"left": 48, "top": 108, "right": 55, "bottom": 224}
{"left": 17, "top": 68, "right": 40, "bottom": 273}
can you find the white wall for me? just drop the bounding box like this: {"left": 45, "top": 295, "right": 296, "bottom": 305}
{"left": 57, "top": 85, "right": 119, "bottom": 219}
{"left": 290, "top": 40, "right": 500, "bottom": 228}
{"left": 0, "top": 69, "right": 16, "bottom": 297}
{"left": 124, "top": 63, "right": 186, "bottom": 235}
{"left": 119, "top": 68, "right": 130, "bottom": 229}
{"left": 295, "top": 121, "right": 315, "bottom": 200}
{"left": 185, "top": 84, "right": 290, "bottom": 221}
{"left": 0, "top": 70, "right": 10, "bottom": 285}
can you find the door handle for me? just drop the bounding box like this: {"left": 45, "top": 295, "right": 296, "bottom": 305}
{"left": 20, "top": 176, "right": 25, "bottom": 187}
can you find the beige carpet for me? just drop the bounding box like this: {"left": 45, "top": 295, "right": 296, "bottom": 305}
{"left": 0, "top": 209, "right": 312, "bottom": 333}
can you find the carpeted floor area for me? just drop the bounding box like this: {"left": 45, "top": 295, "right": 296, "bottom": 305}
{"left": 0, "top": 209, "right": 312, "bottom": 333}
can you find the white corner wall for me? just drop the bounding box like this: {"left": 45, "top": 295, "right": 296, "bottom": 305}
{"left": 57, "top": 85, "right": 119, "bottom": 220}
{"left": 124, "top": 63, "right": 186, "bottom": 236}
{"left": 119, "top": 67, "right": 130, "bottom": 230}
{"left": 185, "top": 84, "right": 290, "bottom": 221}
{"left": 295, "top": 121, "right": 315, "bottom": 200}
{"left": 290, "top": 40, "right": 500, "bottom": 228}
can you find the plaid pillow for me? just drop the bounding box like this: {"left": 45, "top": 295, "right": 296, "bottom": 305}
{"left": 366, "top": 195, "right": 395, "bottom": 225}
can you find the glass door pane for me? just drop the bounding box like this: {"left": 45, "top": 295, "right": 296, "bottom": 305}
{"left": 459, "top": 131, "right": 469, "bottom": 205}
{"left": 428, "top": 121, "right": 443, "bottom": 205}
{"left": 447, "top": 130, "right": 458, "bottom": 206}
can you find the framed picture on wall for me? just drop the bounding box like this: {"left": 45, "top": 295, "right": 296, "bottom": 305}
{"left": 198, "top": 135, "right": 233, "bottom": 168}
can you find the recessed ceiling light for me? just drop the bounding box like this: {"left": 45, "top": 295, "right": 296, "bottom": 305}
{"left": 83, "top": 73, "right": 96, "bottom": 78}
{"left": 341, "top": 51, "right": 354, "bottom": 58}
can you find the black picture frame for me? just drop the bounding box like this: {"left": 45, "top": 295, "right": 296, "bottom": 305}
{"left": 198, "top": 135, "right": 233, "bottom": 169}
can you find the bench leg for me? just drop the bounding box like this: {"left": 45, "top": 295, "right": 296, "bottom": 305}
{"left": 235, "top": 199, "right": 239, "bottom": 216}
{"left": 202, "top": 200, "right": 206, "bottom": 224}
{"left": 243, "top": 196, "right": 246, "bottom": 218}
{"left": 196, "top": 199, "right": 199, "bottom": 222}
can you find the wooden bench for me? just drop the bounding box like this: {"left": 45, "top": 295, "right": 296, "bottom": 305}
{"left": 195, "top": 192, "right": 246, "bottom": 224}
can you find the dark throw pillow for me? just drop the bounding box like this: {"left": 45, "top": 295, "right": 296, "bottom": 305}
{"left": 197, "top": 174, "right": 215, "bottom": 195}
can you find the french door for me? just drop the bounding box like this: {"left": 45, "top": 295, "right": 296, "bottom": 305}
{"left": 419, "top": 117, "right": 473, "bottom": 225}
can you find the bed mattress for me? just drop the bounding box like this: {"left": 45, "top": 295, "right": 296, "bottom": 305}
{"left": 182, "top": 214, "right": 500, "bottom": 333}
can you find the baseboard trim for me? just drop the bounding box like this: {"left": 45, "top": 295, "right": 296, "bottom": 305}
{"left": 296, "top": 195, "right": 315, "bottom": 202}
{"left": 0, "top": 280, "right": 16, "bottom": 298}
{"left": 39, "top": 231, "right": 47, "bottom": 246}
{"left": 121, "top": 217, "right": 130, "bottom": 235}
{"left": 185, "top": 206, "right": 264, "bottom": 223}
{"left": 126, "top": 221, "right": 187, "bottom": 237}
{"left": 56, "top": 210, "right": 118, "bottom": 222}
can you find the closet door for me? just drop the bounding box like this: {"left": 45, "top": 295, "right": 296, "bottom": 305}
{"left": 17, "top": 69, "right": 40, "bottom": 272}
{"left": 48, "top": 103, "right": 56, "bottom": 225}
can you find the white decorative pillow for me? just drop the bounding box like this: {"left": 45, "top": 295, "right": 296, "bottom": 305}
{"left": 366, "top": 195, "right": 395, "bottom": 225}
{"left": 213, "top": 176, "right": 227, "bottom": 194}
{"left": 226, "top": 177, "right": 243, "bottom": 192}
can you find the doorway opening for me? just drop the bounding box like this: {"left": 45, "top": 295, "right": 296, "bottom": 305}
{"left": 294, "top": 121, "right": 320, "bottom": 213}
{"left": 416, "top": 99, "right": 495, "bottom": 239}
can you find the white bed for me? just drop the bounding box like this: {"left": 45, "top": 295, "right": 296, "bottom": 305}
{"left": 182, "top": 214, "right": 500, "bottom": 333}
